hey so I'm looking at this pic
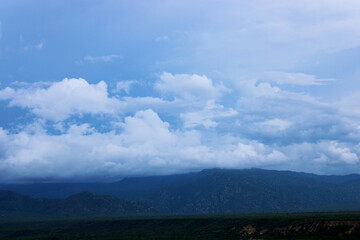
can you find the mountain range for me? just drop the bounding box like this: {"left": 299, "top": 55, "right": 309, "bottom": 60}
{"left": 0, "top": 190, "right": 158, "bottom": 217}
{"left": 1, "top": 168, "right": 360, "bottom": 216}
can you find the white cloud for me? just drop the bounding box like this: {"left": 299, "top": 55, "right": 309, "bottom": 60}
{"left": 155, "top": 35, "right": 169, "bottom": 41}
{"left": 22, "top": 41, "right": 44, "bottom": 51}
{"left": 0, "top": 108, "right": 359, "bottom": 181}
{"left": 80, "top": 54, "right": 121, "bottom": 64}
{"left": 0, "top": 109, "right": 290, "bottom": 181}
{"left": 119, "top": 96, "right": 179, "bottom": 114}
{"left": 327, "top": 142, "right": 359, "bottom": 164}
{"left": 0, "top": 77, "right": 224, "bottom": 122}
{"left": 337, "top": 92, "right": 360, "bottom": 117}
{"left": 252, "top": 82, "right": 281, "bottom": 98}
{"left": 114, "top": 80, "right": 137, "bottom": 94}
{"left": 261, "top": 72, "right": 335, "bottom": 86}
{"left": 0, "top": 110, "right": 208, "bottom": 180}
{"left": 155, "top": 72, "right": 229, "bottom": 100}
{"left": 181, "top": 100, "right": 237, "bottom": 129}
{"left": 0, "top": 87, "right": 15, "bottom": 100}
{"left": 284, "top": 141, "right": 359, "bottom": 172}
{"left": 231, "top": 142, "right": 287, "bottom": 165}
{"left": 255, "top": 118, "right": 293, "bottom": 132}
{"left": 10, "top": 81, "right": 53, "bottom": 88}
{"left": 0, "top": 78, "right": 122, "bottom": 121}
{"left": 1, "top": 71, "right": 360, "bottom": 179}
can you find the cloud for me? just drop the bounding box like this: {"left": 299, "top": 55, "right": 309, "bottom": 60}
{"left": 156, "top": 0, "right": 360, "bottom": 72}
{"left": 0, "top": 110, "right": 208, "bottom": 181}
{"left": 231, "top": 75, "right": 359, "bottom": 146}
{"left": 119, "top": 96, "right": 179, "bottom": 115}
{"left": 255, "top": 118, "right": 293, "bottom": 132}
{"left": 1, "top": 1, "right": 360, "bottom": 180}
{"left": 181, "top": 100, "right": 237, "bottom": 129}
{"left": 10, "top": 81, "right": 53, "bottom": 88}
{"left": 261, "top": 72, "right": 335, "bottom": 86}
{"left": 114, "top": 80, "right": 138, "bottom": 94}
{"left": 229, "top": 142, "right": 288, "bottom": 166}
{"left": 0, "top": 87, "right": 15, "bottom": 100}
{"left": 283, "top": 141, "right": 359, "bottom": 173}
{"left": 80, "top": 54, "right": 122, "bottom": 64}
{"left": 155, "top": 72, "right": 229, "bottom": 100}
{"left": 0, "top": 77, "right": 213, "bottom": 122}
{"left": 1, "top": 72, "right": 360, "bottom": 180}
{"left": 337, "top": 92, "right": 360, "bottom": 117}
{"left": 0, "top": 109, "right": 294, "bottom": 181}
{"left": 22, "top": 41, "right": 44, "bottom": 51}
{"left": 0, "top": 78, "right": 121, "bottom": 121}
{"left": 155, "top": 35, "right": 169, "bottom": 41}
{"left": 0, "top": 107, "right": 359, "bottom": 182}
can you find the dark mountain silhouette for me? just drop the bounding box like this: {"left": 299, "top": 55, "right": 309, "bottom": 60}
{"left": 0, "top": 190, "right": 158, "bottom": 217}
{"left": 1, "top": 168, "right": 360, "bottom": 214}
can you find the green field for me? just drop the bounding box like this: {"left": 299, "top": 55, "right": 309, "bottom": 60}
{"left": 1, "top": 212, "right": 360, "bottom": 240}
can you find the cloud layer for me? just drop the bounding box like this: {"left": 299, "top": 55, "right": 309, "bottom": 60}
{"left": 1, "top": 0, "right": 360, "bottom": 181}
{"left": 0, "top": 72, "right": 359, "bottom": 181}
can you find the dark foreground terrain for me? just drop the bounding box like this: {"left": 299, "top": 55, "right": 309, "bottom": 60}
{"left": 1, "top": 213, "right": 360, "bottom": 240}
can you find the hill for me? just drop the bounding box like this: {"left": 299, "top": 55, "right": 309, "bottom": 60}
{"left": 0, "top": 191, "right": 158, "bottom": 217}
{"left": 1, "top": 168, "right": 360, "bottom": 214}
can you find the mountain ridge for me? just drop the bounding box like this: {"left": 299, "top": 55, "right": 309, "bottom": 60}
{"left": 1, "top": 168, "right": 360, "bottom": 215}
{"left": 0, "top": 190, "right": 159, "bottom": 218}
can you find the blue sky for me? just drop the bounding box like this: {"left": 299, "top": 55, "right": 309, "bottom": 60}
{"left": 1, "top": 0, "right": 360, "bottom": 182}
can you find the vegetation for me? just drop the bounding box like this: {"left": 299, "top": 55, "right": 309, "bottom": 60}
{"left": 0, "top": 213, "right": 360, "bottom": 239}
{"left": 0, "top": 191, "right": 158, "bottom": 217}
{"left": 1, "top": 168, "right": 360, "bottom": 214}
{"left": 1, "top": 169, "right": 360, "bottom": 239}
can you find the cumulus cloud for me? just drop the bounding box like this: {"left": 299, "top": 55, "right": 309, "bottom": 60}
{"left": 0, "top": 109, "right": 306, "bottom": 181}
{"left": 181, "top": 100, "right": 237, "bottom": 129}
{"left": 0, "top": 87, "right": 15, "bottom": 100}
{"left": 2, "top": 1, "right": 360, "bottom": 181}
{"left": 231, "top": 74, "right": 359, "bottom": 147}
{"left": 0, "top": 76, "right": 228, "bottom": 122}
{"left": 0, "top": 110, "right": 236, "bottom": 181}
{"left": 155, "top": 72, "right": 229, "bottom": 100}
{"left": 114, "top": 80, "right": 138, "bottom": 94}
{"left": 1, "top": 72, "right": 360, "bottom": 180}
{"left": 0, "top": 78, "right": 121, "bottom": 121}
{"left": 283, "top": 141, "right": 359, "bottom": 174}
{"left": 0, "top": 110, "right": 201, "bottom": 180}
{"left": 0, "top": 107, "right": 359, "bottom": 181}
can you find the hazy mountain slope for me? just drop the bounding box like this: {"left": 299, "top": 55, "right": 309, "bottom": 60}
{"left": 101, "top": 169, "right": 360, "bottom": 213}
{"left": 0, "top": 191, "right": 158, "bottom": 217}
{"left": 1, "top": 169, "right": 360, "bottom": 214}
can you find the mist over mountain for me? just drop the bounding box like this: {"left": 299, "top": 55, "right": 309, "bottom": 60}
{"left": 1, "top": 168, "right": 360, "bottom": 215}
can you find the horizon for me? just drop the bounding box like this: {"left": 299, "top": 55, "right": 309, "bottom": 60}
{"left": 1, "top": 167, "right": 359, "bottom": 184}
{"left": 1, "top": 1, "right": 360, "bottom": 182}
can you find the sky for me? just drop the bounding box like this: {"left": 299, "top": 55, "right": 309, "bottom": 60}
{"left": 0, "top": 0, "right": 360, "bottom": 182}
